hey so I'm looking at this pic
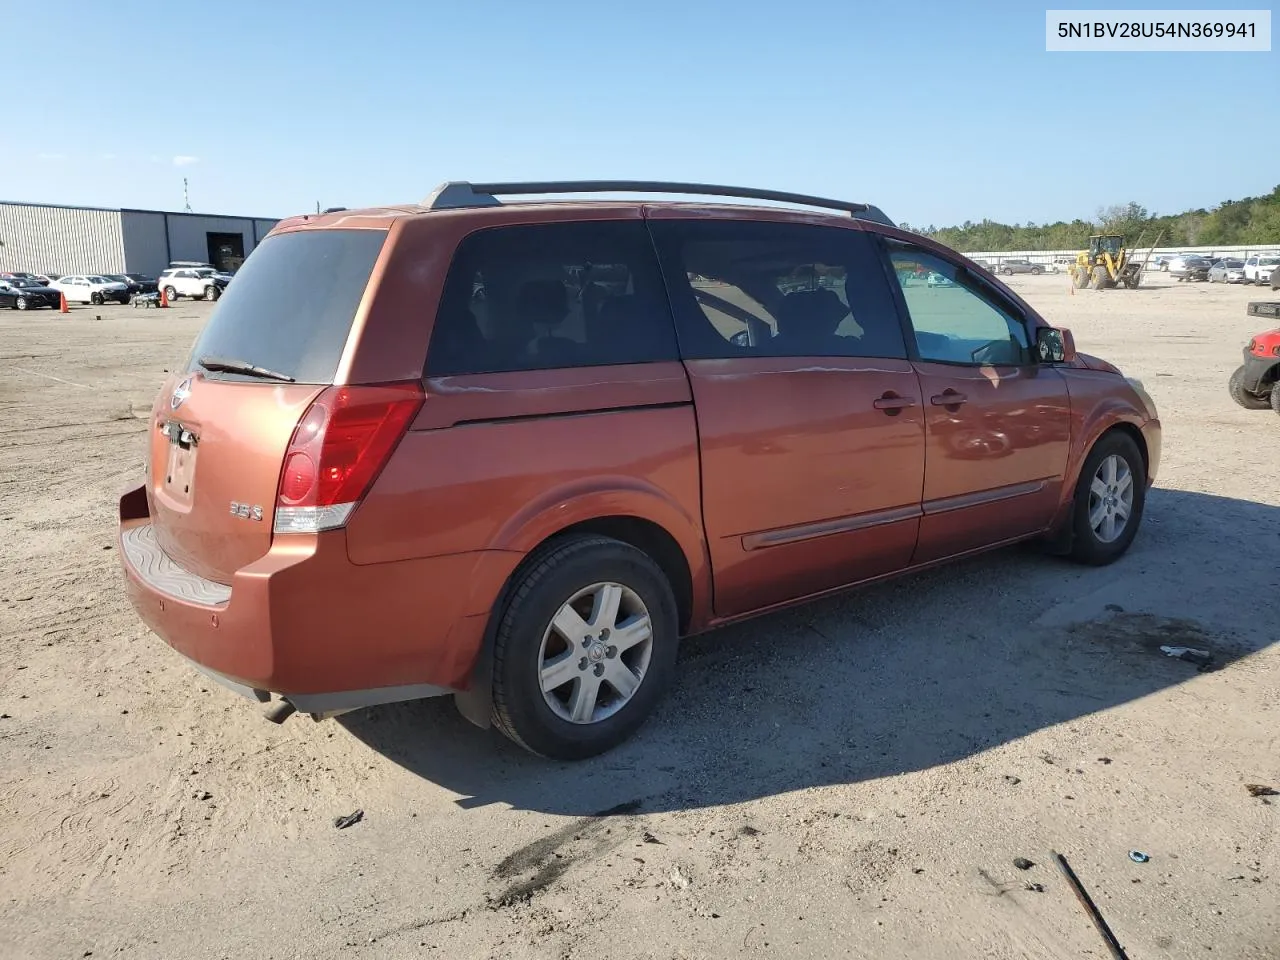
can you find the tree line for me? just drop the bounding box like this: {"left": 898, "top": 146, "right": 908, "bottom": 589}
{"left": 899, "top": 184, "right": 1280, "bottom": 252}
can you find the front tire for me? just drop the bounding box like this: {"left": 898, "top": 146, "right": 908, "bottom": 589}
{"left": 15, "top": 296, "right": 28, "bottom": 311}
{"left": 1031, "top": 267, "right": 1042, "bottom": 275}
{"left": 1068, "top": 432, "right": 1146, "bottom": 565}
{"left": 1092, "top": 266, "right": 1111, "bottom": 289}
{"left": 491, "top": 535, "right": 679, "bottom": 760}
{"left": 163, "top": 285, "right": 178, "bottom": 302}
{"left": 90, "top": 292, "right": 103, "bottom": 305}
{"left": 1229, "top": 366, "right": 1271, "bottom": 410}
{"left": 204, "top": 285, "right": 220, "bottom": 301}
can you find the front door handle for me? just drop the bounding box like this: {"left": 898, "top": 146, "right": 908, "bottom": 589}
{"left": 873, "top": 393, "right": 916, "bottom": 413}
{"left": 930, "top": 390, "right": 968, "bottom": 407}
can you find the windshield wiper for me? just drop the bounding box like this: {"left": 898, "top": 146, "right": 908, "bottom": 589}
{"left": 197, "top": 355, "right": 296, "bottom": 382}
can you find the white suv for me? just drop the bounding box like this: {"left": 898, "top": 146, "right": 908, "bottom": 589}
{"left": 1242, "top": 255, "right": 1278, "bottom": 285}
{"left": 158, "top": 267, "right": 227, "bottom": 301}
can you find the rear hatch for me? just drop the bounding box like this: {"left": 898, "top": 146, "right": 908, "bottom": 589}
{"left": 148, "top": 228, "right": 389, "bottom": 584}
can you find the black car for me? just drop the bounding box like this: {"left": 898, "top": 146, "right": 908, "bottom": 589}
{"left": 0, "top": 277, "right": 61, "bottom": 310}
{"left": 104, "top": 273, "right": 159, "bottom": 296}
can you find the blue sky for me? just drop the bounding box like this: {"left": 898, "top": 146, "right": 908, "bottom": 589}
{"left": 4, "top": 0, "right": 1275, "bottom": 227}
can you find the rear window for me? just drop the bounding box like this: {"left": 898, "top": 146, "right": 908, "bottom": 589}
{"left": 184, "top": 229, "right": 386, "bottom": 384}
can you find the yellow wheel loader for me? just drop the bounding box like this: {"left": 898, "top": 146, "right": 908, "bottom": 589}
{"left": 1067, "top": 230, "right": 1164, "bottom": 290}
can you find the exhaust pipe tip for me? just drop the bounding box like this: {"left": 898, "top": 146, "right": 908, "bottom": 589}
{"left": 263, "top": 699, "right": 297, "bottom": 724}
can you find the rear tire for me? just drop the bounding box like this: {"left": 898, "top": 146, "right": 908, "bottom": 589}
{"left": 1228, "top": 366, "right": 1271, "bottom": 410}
{"left": 1031, "top": 267, "right": 1042, "bottom": 275}
{"left": 1067, "top": 431, "right": 1146, "bottom": 566}
{"left": 490, "top": 535, "right": 679, "bottom": 760}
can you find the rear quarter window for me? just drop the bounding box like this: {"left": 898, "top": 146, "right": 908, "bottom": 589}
{"left": 184, "top": 229, "right": 387, "bottom": 384}
{"left": 425, "top": 220, "right": 679, "bottom": 376}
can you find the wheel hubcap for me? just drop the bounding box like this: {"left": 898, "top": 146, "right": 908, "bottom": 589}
{"left": 538, "top": 582, "right": 653, "bottom": 725}
{"left": 1087, "top": 454, "right": 1134, "bottom": 544}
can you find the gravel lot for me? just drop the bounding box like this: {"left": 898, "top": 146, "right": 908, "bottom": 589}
{"left": 2, "top": 274, "right": 1278, "bottom": 959}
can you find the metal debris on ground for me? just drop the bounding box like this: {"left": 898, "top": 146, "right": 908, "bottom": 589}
{"left": 1245, "top": 784, "right": 1279, "bottom": 798}
{"left": 1013, "top": 857, "right": 1035, "bottom": 870}
{"left": 1159, "top": 645, "right": 1213, "bottom": 667}
{"left": 1053, "top": 851, "right": 1131, "bottom": 960}
{"left": 333, "top": 809, "right": 364, "bottom": 829}
{"left": 1128, "top": 850, "right": 1150, "bottom": 864}
{"left": 1024, "top": 882, "right": 1045, "bottom": 893}
{"left": 642, "top": 831, "right": 664, "bottom": 844}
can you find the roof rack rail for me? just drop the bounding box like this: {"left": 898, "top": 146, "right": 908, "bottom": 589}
{"left": 421, "top": 180, "right": 895, "bottom": 227}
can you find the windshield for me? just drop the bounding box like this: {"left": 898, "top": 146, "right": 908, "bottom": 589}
{"left": 183, "top": 229, "right": 388, "bottom": 384}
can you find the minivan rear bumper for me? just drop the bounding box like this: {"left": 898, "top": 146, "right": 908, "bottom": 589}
{"left": 117, "top": 483, "right": 503, "bottom": 713}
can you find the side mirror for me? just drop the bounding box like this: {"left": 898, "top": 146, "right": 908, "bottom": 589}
{"left": 1036, "top": 326, "right": 1076, "bottom": 364}
{"left": 730, "top": 330, "right": 751, "bottom": 348}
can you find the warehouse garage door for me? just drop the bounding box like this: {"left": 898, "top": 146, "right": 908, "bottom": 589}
{"left": 207, "top": 232, "right": 245, "bottom": 272}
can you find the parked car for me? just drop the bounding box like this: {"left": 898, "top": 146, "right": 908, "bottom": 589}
{"left": 1243, "top": 255, "right": 1278, "bottom": 286}
{"left": 1208, "top": 259, "right": 1246, "bottom": 283}
{"left": 1227, "top": 301, "right": 1280, "bottom": 415}
{"left": 104, "top": 273, "right": 159, "bottom": 296}
{"left": 1168, "top": 255, "right": 1211, "bottom": 281}
{"left": 116, "top": 180, "right": 1161, "bottom": 760}
{"left": 0, "top": 277, "right": 61, "bottom": 310}
{"left": 49, "top": 274, "right": 130, "bottom": 304}
{"left": 157, "top": 267, "right": 228, "bottom": 301}
{"left": 995, "top": 259, "right": 1045, "bottom": 275}
{"left": 1152, "top": 254, "right": 1177, "bottom": 271}
{"left": 926, "top": 270, "right": 954, "bottom": 287}
{"left": 1, "top": 271, "right": 48, "bottom": 284}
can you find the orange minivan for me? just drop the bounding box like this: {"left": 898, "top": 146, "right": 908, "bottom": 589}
{"left": 118, "top": 181, "right": 1161, "bottom": 759}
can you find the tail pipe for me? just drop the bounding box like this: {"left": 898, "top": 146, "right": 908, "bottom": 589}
{"left": 263, "top": 699, "right": 297, "bottom": 724}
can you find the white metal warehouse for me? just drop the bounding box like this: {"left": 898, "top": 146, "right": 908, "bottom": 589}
{"left": 0, "top": 201, "right": 279, "bottom": 278}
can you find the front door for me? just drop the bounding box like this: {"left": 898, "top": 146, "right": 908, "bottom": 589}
{"left": 883, "top": 240, "right": 1071, "bottom": 564}
{"left": 649, "top": 215, "right": 926, "bottom": 618}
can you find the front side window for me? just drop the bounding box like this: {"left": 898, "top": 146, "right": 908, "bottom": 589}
{"left": 426, "top": 220, "right": 679, "bottom": 376}
{"left": 649, "top": 219, "right": 906, "bottom": 360}
{"left": 886, "top": 241, "right": 1031, "bottom": 366}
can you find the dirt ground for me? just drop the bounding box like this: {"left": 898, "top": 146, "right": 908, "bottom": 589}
{"left": 2, "top": 274, "right": 1278, "bottom": 960}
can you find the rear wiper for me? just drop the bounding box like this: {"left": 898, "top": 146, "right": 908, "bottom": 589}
{"left": 197, "top": 355, "right": 296, "bottom": 382}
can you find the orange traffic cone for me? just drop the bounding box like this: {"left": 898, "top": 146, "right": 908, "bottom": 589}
{"left": 59, "top": 291, "right": 68, "bottom": 313}
{"left": 159, "top": 286, "right": 168, "bottom": 308}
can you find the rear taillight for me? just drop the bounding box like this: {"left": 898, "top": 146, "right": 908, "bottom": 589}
{"left": 273, "top": 381, "right": 423, "bottom": 534}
